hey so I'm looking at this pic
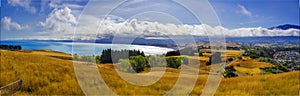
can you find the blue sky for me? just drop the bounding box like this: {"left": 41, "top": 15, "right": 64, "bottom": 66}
{"left": 210, "top": 0, "right": 299, "bottom": 28}
{"left": 1, "top": 0, "right": 299, "bottom": 40}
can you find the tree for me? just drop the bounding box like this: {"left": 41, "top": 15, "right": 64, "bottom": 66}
{"left": 198, "top": 51, "right": 203, "bottom": 56}
{"left": 148, "top": 56, "right": 167, "bottom": 67}
{"left": 227, "top": 58, "right": 234, "bottom": 62}
{"left": 95, "top": 56, "right": 101, "bottom": 64}
{"left": 166, "top": 57, "right": 182, "bottom": 68}
{"left": 100, "top": 48, "right": 145, "bottom": 64}
{"left": 118, "top": 59, "right": 135, "bottom": 72}
{"left": 166, "top": 50, "right": 180, "bottom": 56}
{"left": 224, "top": 66, "right": 238, "bottom": 78}
{"left": 129, "top": 55, "right": 148, "bottom": 73}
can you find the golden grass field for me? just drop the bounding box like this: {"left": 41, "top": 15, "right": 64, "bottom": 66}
{"left": 0, "top": 50, "right": 299, "bottom": 95}
{"left": 228, "top": 56, "right": 273, "bottom": 75}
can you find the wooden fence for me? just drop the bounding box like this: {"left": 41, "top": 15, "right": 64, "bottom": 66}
{"left": 0, "top": 79, "right": 22, "bottom": 95}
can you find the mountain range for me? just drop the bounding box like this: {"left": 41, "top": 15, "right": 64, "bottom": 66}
{"left": 269, "top": 24, "right": 300, "bottom": 30}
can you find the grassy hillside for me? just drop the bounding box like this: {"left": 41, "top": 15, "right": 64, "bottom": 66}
{"left": 0, "top": 50, "right": 299, "bottom": 95}
{"left": 228, "top": 56, "right": 273, "bottom": 75}
{"left": 0, "top": 50, "right": 82, "bottom": 95}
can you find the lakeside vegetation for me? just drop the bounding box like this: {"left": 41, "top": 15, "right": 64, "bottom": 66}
{"left": 0, "top": 44, "right": 22, "bottom": 51}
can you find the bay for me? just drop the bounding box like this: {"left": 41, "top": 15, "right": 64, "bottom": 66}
{"left": 0, "top": 40, "right": 174, "bottom": 56}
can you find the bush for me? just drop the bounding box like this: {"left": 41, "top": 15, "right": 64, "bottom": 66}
{"left": 118, "top": 59, "right": 135, "bottom": 73}
{"left": 129, "top": 55, "right": 149, "bottom": 73}
{"left": 118, "top": 55, "right": 148, "bottom": 73}
{"left": 227, "top": 58, "right": 234, "bottom": 62}
{"left": 95, "top": 56, "right": 101, "bottom": 64}
{"left": 198, "top": 51, "right": 203, "bottom": 56}
{"left": 148, "top": 56, "right": 167, "bottom": 67}
{"left": 224, "top": 66, "right": 238, "bottom": 78}
{"left": 258, "top": 57, "right": 270, "bottom": 62}
{"left": 166, "top": 57, "right": 182, "bottom": 68}
{"left": 262, "top": 65, "right": 290, "bottom": 74}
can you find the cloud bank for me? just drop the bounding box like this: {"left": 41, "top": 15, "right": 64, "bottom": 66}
{"left": 1, "top": 16, "right": 29, "bottom": 31}
{"left": 31, "top": 7, "right": 299, "bottom": 40}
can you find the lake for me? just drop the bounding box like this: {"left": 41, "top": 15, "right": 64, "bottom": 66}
{"left": 0, "top": 40, "right": 174, "bottom": 56}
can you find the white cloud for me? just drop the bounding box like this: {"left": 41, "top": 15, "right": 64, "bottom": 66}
{"left": 8, "top": 0, "right": 36, "bottom": 13}
{"left": 238, "top": 4, "right": 252, "bottom": 17}
{"left": 41, "top": 7, "right": 78, "bottom": 33}
{"left": 1, "top": 16, "right": 29, "bottom": 31}
{"left": 72, "top": 17, "right": 300, "bottom": 40}
{"left": 23, "top": 16, "right": 300, "bottom": 40}
{"left": 36, "top": 11, "right": 300, "bottom": 40}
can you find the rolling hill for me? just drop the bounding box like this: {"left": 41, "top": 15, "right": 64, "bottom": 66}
{"left": 0, "top": 50, "right": 299, "bottom": 95}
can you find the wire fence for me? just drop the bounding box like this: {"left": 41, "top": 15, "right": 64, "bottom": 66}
{"left": 0, "top": 79, "right": 22, "bottom": 95}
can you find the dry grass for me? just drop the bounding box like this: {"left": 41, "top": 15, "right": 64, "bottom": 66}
{"left": 1, "top": 50, "right": 299, "bottom": 95}
{"left": 229, "top": 57, "right": 273, "bottom": 75}
{"left": 216, "top": 71, "right": 299, "bottom": 95}
{"left": 0, "top": 50, "right": 83, "bottom": 95}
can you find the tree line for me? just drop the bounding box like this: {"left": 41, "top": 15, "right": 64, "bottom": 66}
{"left": 0, "top": 44, "right": 22, "bottom": 51}
{"left": 166, "top": 47, "right": 197, "bottom": 56}
{"left": 118, "top": 56, "right": 183, "bottom": 73}
{"left": 100, "top": 48, "right": 145, "bottom": 63}
{"left": 93, "top": 48, "right": 184, "bottom": 73}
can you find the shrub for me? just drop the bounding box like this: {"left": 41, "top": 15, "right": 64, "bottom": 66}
{"left": 227, "top": 58, "right": 234, "bottom": 62}
{"left": 224, "top": 66, "right": 238, "bottom": 78}
{"left": 148, "top": 56, "right": 167, "bottom": 67}
{"left": 166, "top": 57, "right": 182, "bottom": 68}
{"left": 262, "top": 65, "right": 290, "bottom": 74}
{"left": 258, "top": 57, "right": 270, "bottom": 62}
{"left": 118, "top": 59, "right": 135, "bottom": 73}
{"left": 95, "top": 56, "right": 101, "bottom": 64}
{"left": 198, "top": 51, "right": 203, "bottom": 56}
{"left": 129, "top": 55, "right": 149, "bottom": 73}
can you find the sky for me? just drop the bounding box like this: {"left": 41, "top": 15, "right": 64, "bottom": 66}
{"left": 0, "top": 0, "right": 299, "bottom": 40}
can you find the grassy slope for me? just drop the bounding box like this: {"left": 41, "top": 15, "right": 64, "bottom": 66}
{"left": 0, "top": 50, "right": 82, "bottom": 95}
{"left": 0, "top": 50, "right": 299, "bottom": 95}
{"left": 229, "top": 56, "right": 273, "bottom": 75}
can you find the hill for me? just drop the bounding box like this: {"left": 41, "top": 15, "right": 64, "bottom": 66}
{"left": 269, "top": 24, "right": 300, "bottom": 30}
{"left": 0, "top": 50, "right": 299, "bottom": 95}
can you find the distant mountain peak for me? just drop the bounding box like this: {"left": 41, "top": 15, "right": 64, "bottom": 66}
{"left": 269, "top": 24, "right": 300, "bottom": 30}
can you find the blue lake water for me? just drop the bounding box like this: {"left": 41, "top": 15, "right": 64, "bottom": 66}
{"left": 0, "top": 40, "right": 174, "bottom": 55}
